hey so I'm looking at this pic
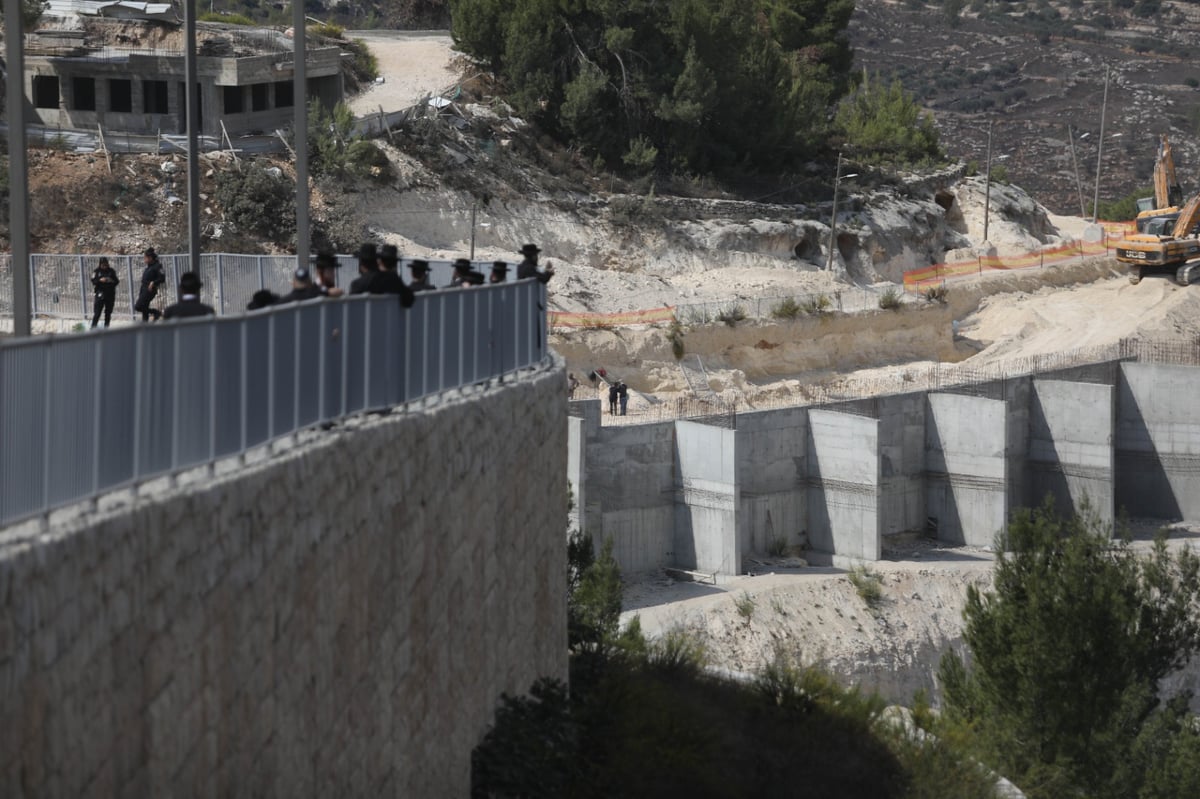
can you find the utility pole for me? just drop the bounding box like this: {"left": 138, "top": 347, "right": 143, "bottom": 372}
{"left": 184, "top": 1, "right": 201, "bottom": 282}
{"left": 983, "top": 119, "right": 993, "bottom": 243}
{"left": 293, "top": 0, "right": 310, "bottom": 268}
{"left": 469, "top": 202, "right": 477, "bottom": 260}
{"left": 1092, "top": 65, "right": 1110, "bottom": 224}
{"left": 5, "top": 0, "right": 31, "bottom": 336}
{"left": 826, "top": 153, "right": 857, "bottom": 272}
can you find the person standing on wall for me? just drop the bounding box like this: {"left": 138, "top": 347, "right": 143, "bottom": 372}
{"left": 162, "top": 271, "right": 215, "bottom": 319}
{"left": 90, "top": 257, "right": 119, "bottom": 328}
{"left": 314, "top": 251, "right": 344, "bottom": 298}
{"left": 370, "top": 244, "right": 416, "bottom": 308}
{"left": 608, "top": 380, "right": 619, "bottom": 415}
{"left": 349, "top": 243, "right": 378, "bottom": 295}
{"left": 408, "top": 259, "right": 436, "bottom": 292}
{"left": 134, "top": 248, "right": 166, "bottom": 322}
{"left": 517, "top": 244, "right": 554, "bottom": 283}
{"left": 618, "top": 380, "right": 629, "bottom": 416}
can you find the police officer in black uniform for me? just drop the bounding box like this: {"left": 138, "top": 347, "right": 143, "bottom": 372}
{"left": 90, "top": 257, "right": 120, "bottom": 328}
{"left": 134, "top": 248, "right": 166, "bottom": 321}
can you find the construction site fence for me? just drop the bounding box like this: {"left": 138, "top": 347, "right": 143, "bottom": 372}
{"left": 0, "top": 280, "right": 549, "bottom": 528}
{"left": 599, "top": 336, "right": 1200, "bottom": 427}
{"left": 0, "top": 253, "right": 521, "bottom": 322}
{"left": 903, "top": 222, "right": 1133, "bottom": 291}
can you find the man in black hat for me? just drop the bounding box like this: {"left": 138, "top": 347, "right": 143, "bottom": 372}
{"left": 90, "top": 256, "right": 120, "bottom": 328}
{"left": 489, "top": 261, "right": 509, "bottom": 284}
{"left": 517, "top": 243, "right": 554, "bottom": 284}
{"left": 408, "top": 259, "right": 436, "bottom": 292}
{"left": 278, "top": 267, "right": 323, "bottom": 303}
{"left": 349, "top": 243, "right": 378, "bottom": 295}
{"left": 163, "top": 271, "right": 215, "bottom": 319}
{"left": 451, "top": 258, "right": 485, "bottom": 287}
{"left": 247, "top": 289, "right": 280, "bottom": 310}
{"left": 314, "top": 251, "right": 344, "bottom": 298}
{"left": 370, "top": 244, "right": 416, "bottom": 308}
{"left": 134, "top": 247, "right": 166, "bottom": 321}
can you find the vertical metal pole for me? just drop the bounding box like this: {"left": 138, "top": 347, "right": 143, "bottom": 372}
{"left": 1093, "top": 65, "right": 1110, "bottom": 224}
{"left": 293, "top": 1, "right": 310, "bottom": 269}
{"left": 217, "top": 253, "right": 226, "bottom": 315}
{"left": 1067, "top": 124, "right": 1086, "bottom": 218}
{"left": 184, "top": 0, "right": 201, "bottom": 285}
{"left": 6, "top": 0, "right": 32, "bottom": 336}
{"left": 91, "top": 338, "right": 103, "bottom": 492}
{"left": 826, "top": 152, "right": 842, "bottom": 272}
{"left": 79, "top": 255, "right": 89, "bottom": 321}
{"left": 209, "top": 321, "right": 217, "bottom": 462}
{"left": 469, "top": 202, "right": 477, "bottom": 260}
{"left": 257, "top": 254, "right": 265, "bottom": 290}
{"left": 983, "top": 120, "right": 993, "bottom": 243}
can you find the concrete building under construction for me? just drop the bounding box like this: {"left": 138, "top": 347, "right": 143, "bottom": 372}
{"left": 9, "top": 2, "right": 344, "bottom": 137}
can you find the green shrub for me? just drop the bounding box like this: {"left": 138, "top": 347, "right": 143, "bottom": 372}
{"left": 215, "top": 166, "right": 296, "bottom": 243}
{"left": 802, "top": 294, "right": 832, "bottom": 314}
{"left": 848, "top": 566, "right": 884, "bottom": 607}
{"left": 716, "top": 304, "right": 747, "bottom": 326}
{"left": 923, "top": 283, "right": 948, "bottom": 304}
{"left": 733, "top": 591, "right": 756, "bottom": 621}
{"left": 668, "top": 319, "right": 686, "bottom": 360}
{"left": 771, "top": 297, "right": 802, "bottom": 320}
{"left": 622, "top": 136, "right": 658, "bottom": 174}
{"left": 878, "top": 288, "right": 903, "bottom": 310}
{"left": 198, "top": 11, "right": 254, "bottom": 25}
{"left": 310, "top": 22, "right": 345, "bottom": 39}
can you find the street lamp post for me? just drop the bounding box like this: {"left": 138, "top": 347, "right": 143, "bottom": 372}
{"left": 826, "top": 153, "right": 858, "bottom": 272}
{"left": 983, "top": 120, "right": 993, "bottom": 243}
{"left": 1067, "top": 125, "right": 1087, "bottom": 218}
{"left": 1092, "top": 65, "right": 1110, "bottom": 223}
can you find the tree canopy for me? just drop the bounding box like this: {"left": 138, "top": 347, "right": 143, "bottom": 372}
{"left": 449, "top": 0, "right": 855, "bottom": 175}
{"left": 940, "top": 501, "right": 1200, "bottom": 799}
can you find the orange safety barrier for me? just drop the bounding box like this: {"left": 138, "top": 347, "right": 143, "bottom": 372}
{"left": 903, "top": 221, "right": 1129, "bottom": 291}
{"left": 549, "top": 306, "right": 676, "bottom": 328}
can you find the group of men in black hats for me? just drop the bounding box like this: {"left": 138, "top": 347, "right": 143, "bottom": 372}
{"left": 106, "top": 242, "right": 554, "bottom": 320}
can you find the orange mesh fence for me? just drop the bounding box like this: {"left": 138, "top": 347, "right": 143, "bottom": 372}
{"left": 903, "top": 221, "right": 1131, "bottom": 291}
{"left": 549, "top": 306, "right": 676, "bottom": 328}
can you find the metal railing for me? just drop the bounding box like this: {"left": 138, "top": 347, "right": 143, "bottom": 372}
{"left": 0, "top": 280, "right": 549, "bottom": 527}
{"left": 0, "top": 252, "right": 505, "bottom": 322}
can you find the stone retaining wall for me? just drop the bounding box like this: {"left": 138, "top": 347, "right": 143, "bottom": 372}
{"left": 0, "top": 363, "right": 567, "bottom": 796}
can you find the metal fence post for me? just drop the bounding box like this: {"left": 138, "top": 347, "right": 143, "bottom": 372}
{"left": 257, "top": 254, "right": 266, "bottom": 291}
{"left": 217, "top": 253, "right": 226, "bottom": 316}
{"left": 79, "top": 255, "right": 89, "bottom": 322}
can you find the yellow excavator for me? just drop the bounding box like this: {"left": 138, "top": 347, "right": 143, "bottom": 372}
{"left": 1115, "top": 134, "right": 1200, "bottom": 284}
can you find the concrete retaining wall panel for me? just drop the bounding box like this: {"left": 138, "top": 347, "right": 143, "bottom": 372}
{"left": 926, "top": 393, "right": 1008, "bottom": 547}
{"left": 675, "top": 422, "right": 739, "bottom": 574}
{"left": 1116, "top": 363, "right": 1200, "bottom": 519}
{"left": 1030, "top": 379, "right": 1114, "bottom": 525}
{"left": 0, "top": 366, "right": 567, "bottom": 797}
{"left": 878, "top": 394, "right": 927, "bottom": 536}
{"left": 807, "top": 410, "right": 880, "bottom": 560}
{"left": 737, "top": 408, "right": 807, "bottom": 555}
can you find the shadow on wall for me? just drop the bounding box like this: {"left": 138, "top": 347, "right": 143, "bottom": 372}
{"left": 1115, "top": 377, "right": 1182, "bottom": 520}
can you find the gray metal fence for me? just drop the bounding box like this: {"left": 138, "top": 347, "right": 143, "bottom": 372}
{"left": 0, "top": 280, "right": 548, "bottom": 527}
{"left": 0, "top": 252, "right": 507, "bottom": 321}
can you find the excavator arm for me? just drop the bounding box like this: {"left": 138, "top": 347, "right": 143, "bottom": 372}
{"left": 1156, "top": 134, "right": 1184, "bottom": 209}
{"left": 1171, "top": 193, "right": 1200, "bottom": 239}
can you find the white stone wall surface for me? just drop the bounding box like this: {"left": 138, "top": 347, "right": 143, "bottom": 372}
{"left": 0, "top": 361, "right": 568, "bottom": 797}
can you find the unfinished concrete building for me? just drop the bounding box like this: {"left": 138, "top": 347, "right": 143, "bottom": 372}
{"left": 11, "top": 4, "right": 344, "bottom": 137}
